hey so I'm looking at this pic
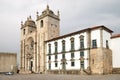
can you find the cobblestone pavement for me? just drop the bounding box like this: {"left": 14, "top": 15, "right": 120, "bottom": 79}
{"left": 0, "top": 74, "right": 120, "bottom": 80}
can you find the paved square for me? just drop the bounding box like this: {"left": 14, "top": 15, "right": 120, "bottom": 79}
{"left": 0, "top": 74, "right": 120, "bottom": 80}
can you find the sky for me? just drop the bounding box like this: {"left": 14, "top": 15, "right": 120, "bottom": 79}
{"left": 0, "top": 0, "right": 120, "bottom": 54}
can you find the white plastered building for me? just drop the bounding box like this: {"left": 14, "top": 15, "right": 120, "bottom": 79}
{"left": 111, "top": 34, "right": 120, "bottom": 68}
{"left": 20, "top": 5, "right": 120, "bottom": 74}
{"left": 45, "top": 26, "right": 113, "bottom": 74}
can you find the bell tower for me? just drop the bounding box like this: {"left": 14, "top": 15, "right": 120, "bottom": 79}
{"left": 20, "top": 16, "right": 37, "bottom": 73}
{"left": 36, "top": 5, "right": 60, "bottom": 39}
{"left": 36, "top": 5, "right": 60, "bottom": 73}
{"left": 20, "top": 5, "right": 60, "bottom": 73}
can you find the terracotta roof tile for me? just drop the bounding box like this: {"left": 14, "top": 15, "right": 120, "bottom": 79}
{"left": 45, "top": 25, "right": 113, "bottom": 42}
{"left": 111, "top": 34, "right": 120, "bottom": 38}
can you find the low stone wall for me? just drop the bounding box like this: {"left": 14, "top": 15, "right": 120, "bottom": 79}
{"left": 90, "top": 48, "right": 112, "bottom": 74}
{"left": 47, "top": 69, "right": 90, "bottom": 75}
{"left": 0, "top": 52, "right": 17, "bottom": 73}
{"left": 47, "top": 70, "right": 80, "bottom": 74}
{"left": 112, "top": 68, "right": 120, "bottom": 74}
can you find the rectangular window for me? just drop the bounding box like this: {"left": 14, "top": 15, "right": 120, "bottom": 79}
{"left": 49, "top": 63, "right": 51, "bottom": 70}
{"left": 92, "top": 40, "right": 97, "bottom": 48}
{"left": 106, "top": 40, "right": 109, "bottom": 49}
{"left": 41, "top": 20, "right": 43, "bottom": 27}
{"left": 62, "top": 43, "right": 65, "bottom": 52}
{"left": 55, "top": 55, "right": 57, "bottom": 60}
{"left": 71, "top": 40, "right": 74, "bottom": 50}
{"left": 48, "top": 56, "right": 51, "bottom": 60}
{"left": 62, "top": 40, "right": 65, "bottom": 52}
{"left": 80, "top": 51, "right": 84, "bottom": 57}
{"left": 23, "top": 29, "right": 25, "bottom": 35}
{"left": 62, "top": 54, "right": 65, "bottom": 59}
{"left": 48, "top": 44, "right": 51, "bottom": 54}
{"left": 80, "top": 38, "right": 84, "bottom": 49}
{"left": 71, "top": 52, "right": 74, "bottom": 58}
{"left": 55, "top": 63, "right": 58, "bottom": 67}
{"left": 71, "top": 61, "right": 75, "bottom": 67}
{"left": 55, "top": 42, "right": 58, "bottom": 53}
{"left": 81, "top": 61, "right": 84, "bottom": 69}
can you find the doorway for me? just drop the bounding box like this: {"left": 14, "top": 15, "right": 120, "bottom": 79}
{"left": 29, "top": 60, "right": 33, "bottom": 71}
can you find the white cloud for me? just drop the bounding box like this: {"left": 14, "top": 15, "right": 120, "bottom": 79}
{"left": 0, "top": 0, "right": 120, "bottom": 53}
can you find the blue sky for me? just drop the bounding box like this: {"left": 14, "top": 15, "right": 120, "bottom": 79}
{"left": 0, "top": 0, "right": 120, "bottom": 54}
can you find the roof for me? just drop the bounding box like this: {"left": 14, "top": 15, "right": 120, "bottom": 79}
{"left": 0, "top": 52, "right": 17, "bottom": 55}
{"left": 45, "top": 25, "right": 113, "bottom": 42}
{"left": 36, "top": 5, "right": 59, "bottom": 21}
{"left": 111, "top": 34, "right": 120, "bottom": 38}
{"left": 21, "top": 16, "right": 36, "bottom": 29}
{"left": 90, "top": 25, "right": 113, "bottom": 33}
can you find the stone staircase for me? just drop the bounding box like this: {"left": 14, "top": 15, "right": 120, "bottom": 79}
{"left": 19, "top": 69, "right": 32, "bottom": 74}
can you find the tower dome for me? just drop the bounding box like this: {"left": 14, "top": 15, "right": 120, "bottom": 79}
{"left": 24, "top": 16, "right": 36, "bottom": 27}
{"left": 36, "top": 5, "right": 60, "bottom": 21}
{"left": 42, "top": 5, "right": 54, "bottom": 15}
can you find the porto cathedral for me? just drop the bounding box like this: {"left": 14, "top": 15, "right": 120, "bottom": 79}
{"left": 20, "top": 5, "right": 114, "bottom": 74}
{"left": 20, "top": 5, "right": 60, "bottom": 73}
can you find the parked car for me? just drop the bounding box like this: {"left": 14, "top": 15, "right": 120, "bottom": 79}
{"left": 5, "top": 72, "right": 14, "bottom": 75}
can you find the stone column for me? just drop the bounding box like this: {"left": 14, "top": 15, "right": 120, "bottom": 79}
{"left": 44, "top": 42, "right": 47, "bottom": 73}
{"left": 43, "top": 34, "right": 45, "bottom": 72}
{"left": 86, "top": 29, "right": 91, "bottom": 72}
{"left": 35, "top": 43, "right": 37, "bottom": 72}
{"left": 25, "top": 46, "right": 27, "bottom": 71}
{"left": 23, "top": 39, "right": 25, "bottom": 70}
{"left": 100, "top": 27, "right": 104, "bottom": 74}
{"left": 25, "top": 45, "right": 29, "bottom": 69}
{"left": 37, "top": 33, "right": 40, "bottom": 73}
{"left": 20, "top": 41, "right": 23, "bottom": 69}
{"left": 100, "top": 28, "right": 103, "bottom": 48}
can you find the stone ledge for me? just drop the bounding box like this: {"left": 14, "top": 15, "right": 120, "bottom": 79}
{"left": 19, "top": 69, "right": 32, "bottom": 74}
{"left": 112, "top": 68, "right": 120, "bottom": 74}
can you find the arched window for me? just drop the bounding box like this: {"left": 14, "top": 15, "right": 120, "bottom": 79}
{"left": 54, "top": 42, "right": 58, "bottom": 53}
{"left": 62, "top": 40, "right": 65, "bottom": 52}
{"left": 23, "top": 29, "right": 25, "bottom": 35}
{"left": 70, "top": 37, "right": 74, "bottom": 51}
{"left": 31, "top": 41, "right": 34, "bottom": 48}
{"left": 106, "top": 40, "right": 109, "bottom": 49}
{"left": 48, "top": 44, "right": 51, "bottom": 54}
{"left": 80, "top": 35, "right": 84, "bottom": 49}
{"left": 40, "top": 20, "right": 43, "bottom": 27}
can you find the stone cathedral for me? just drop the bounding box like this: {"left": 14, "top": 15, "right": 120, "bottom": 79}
{"left": 20, "top": 5, "right": 60, "bottom": 73}
{"left": 20, "top": 5, "right": 113, "bottom": 74}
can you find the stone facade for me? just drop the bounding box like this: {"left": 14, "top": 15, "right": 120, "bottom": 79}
{"left": 20, "top": 5, "right": 113, "bottom": 74}
{"left": 90, "top": 48, "right": 112, "bottom": 74}
{"left": 20, "top": 5, "right": 60, "bottom": 73}
{"left": 45, "top": 26, "right": 113, "bottom": 75}
{"left": 0, "top": 52, "right": 17, "bottom": 73}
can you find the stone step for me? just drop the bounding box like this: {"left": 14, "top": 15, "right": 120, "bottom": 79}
{"left": 19, "top": 69, "right": 32, "bottom": 74}
{"left": 80, "top": 69, "right": 91, "bottom": 75}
